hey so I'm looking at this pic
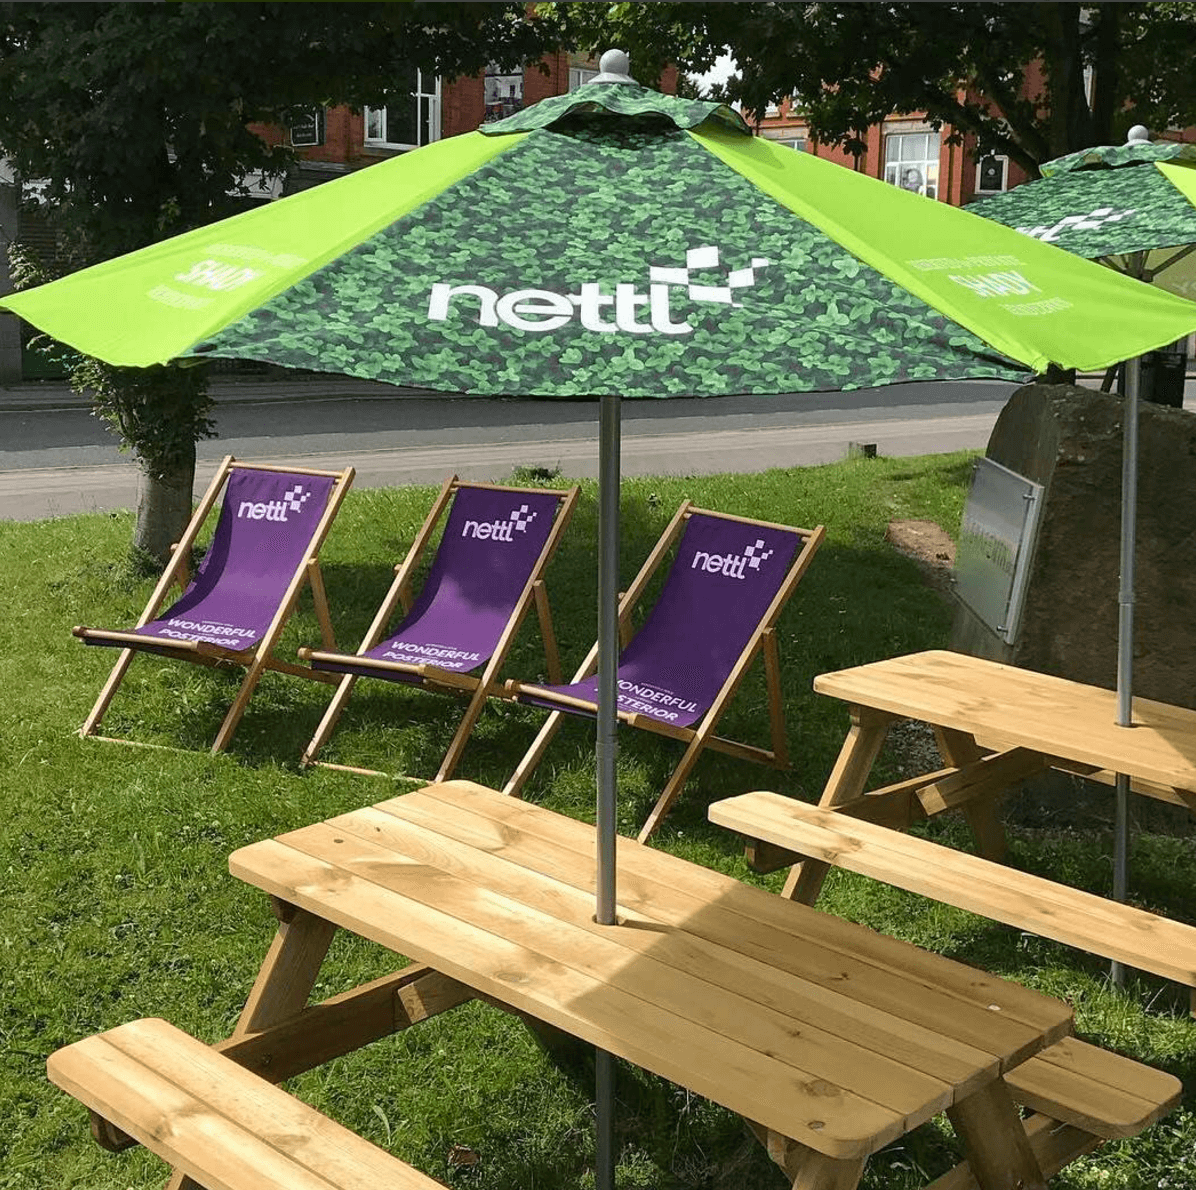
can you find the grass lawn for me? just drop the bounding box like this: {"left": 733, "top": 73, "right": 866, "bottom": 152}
{"left": 2, "top": 452, "right": 1195, "bottom": 1189}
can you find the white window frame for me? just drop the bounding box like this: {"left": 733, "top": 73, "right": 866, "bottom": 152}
{"left": 884, "top": 130, "right": 940, "bottom": 199}
{"left": 484, "top": 63, "right": 524, "bottom": 123}
{"left": 364, "top": 70, "right": 441, "bottom": 150}
{"left": 568, "top": 67, "right": 598, "bottom": 91}
{"left": 975, "top": 153, "right": 1010, "bottom": 194}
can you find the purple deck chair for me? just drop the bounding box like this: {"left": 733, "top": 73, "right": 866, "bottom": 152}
{"left": 73, "top": 456, "right": 353, "bottom": 753}
{"left": 299, "top": 476, "right": 578, "bottom": 782}
{"left": 504, "top": 502, "right": 825, "bottom": 841}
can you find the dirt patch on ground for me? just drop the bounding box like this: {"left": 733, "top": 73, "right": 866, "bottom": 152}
{"left": 885, "top": 519, "right": 956, "bottom": 593}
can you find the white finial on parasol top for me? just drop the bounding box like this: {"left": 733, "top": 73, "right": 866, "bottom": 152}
{"left": 1127, "top": 125, "right": 1151, "bottom": 143}
{"left": 592, "top": 49, "right": 638, "bottom": 85}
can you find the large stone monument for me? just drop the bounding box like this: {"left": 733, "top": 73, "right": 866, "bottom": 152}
{"left": 951, "top": 382, "right": 1196, "bottom": 711}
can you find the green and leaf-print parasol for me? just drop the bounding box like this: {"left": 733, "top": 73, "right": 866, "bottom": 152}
{"left": 975, "top": 127, "right": 1196, "bottom": 963}
{"left": 973, "top": 127, "right": 1196, "bottom": 300}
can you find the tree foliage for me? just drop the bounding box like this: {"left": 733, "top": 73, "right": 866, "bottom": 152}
{"left": 0, "top": 1, "right": 562, "bottom": 556}
{"left": 543, "top": 2, "right": 1196, "bottom": 175}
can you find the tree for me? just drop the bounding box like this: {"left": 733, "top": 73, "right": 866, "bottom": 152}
{"left": 0, "top": 2, "right": 563, "bottom": 563}
{"left": 543, "top": 3, "right": 1196, "bottom": 176}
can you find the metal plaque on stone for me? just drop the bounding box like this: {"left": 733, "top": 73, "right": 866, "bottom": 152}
{"left": 954, "top": 458, "right": 1043, "bottom": 644}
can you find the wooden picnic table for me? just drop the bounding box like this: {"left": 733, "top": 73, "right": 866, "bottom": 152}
{"left": 747, "top": 648, "right": 1196, "bottom": 1007}
{"left": 792, "top": 649, "right": 1196, "bottom": 878}
{"left": 223, "top": 779, "right": 1078, "bottom": 1189}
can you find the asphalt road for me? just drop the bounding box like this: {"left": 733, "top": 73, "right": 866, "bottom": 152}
{"left": 0, "top": 373, "right": 1173, "bottom": 521}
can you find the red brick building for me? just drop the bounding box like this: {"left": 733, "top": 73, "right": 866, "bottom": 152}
{"left": 250, "top": 54, "right": 677, "bottom": 196}
{"left": 752, "top": 92, "right": 1033, "bottom": 209}
{"left": 751, "top": 60, "right": 1195, "bottom": 208}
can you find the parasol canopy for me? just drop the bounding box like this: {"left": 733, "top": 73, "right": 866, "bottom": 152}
{"left": 972, "top": 127, "right": 1196, "bottom": 299}
{"left": 6, "top": 90, "right": 1196, "bottom": 387}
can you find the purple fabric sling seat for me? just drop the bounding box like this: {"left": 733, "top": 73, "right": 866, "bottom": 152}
{"left": 505, "top": 502, "right": 825, "bottom": 842}
{"left": 299, "top": 477, "right": 578, "bottom": 783}
{"left": 73, "top": 455, "right": 353, "bottom": 753}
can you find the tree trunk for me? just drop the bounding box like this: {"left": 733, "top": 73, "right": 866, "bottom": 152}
{"left": 134, "top": 443, "right": 196, "bottom": 565}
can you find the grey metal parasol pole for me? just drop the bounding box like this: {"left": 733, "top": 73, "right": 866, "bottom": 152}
{"left": 590, "top": 51, "right": 636, "bottom": 1188}
{"left": 594, "top": 392, "right": 622, "bottom": 1187}
{"left": 596, "top": 392, "right": 620, "bottom": 923}
{"left": 1110, "top": 354, "right": 1141, "bottom": 988}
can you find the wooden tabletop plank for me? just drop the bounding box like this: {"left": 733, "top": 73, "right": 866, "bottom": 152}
{"left": 288, "top": 818, "right": 957, "bottom": 1125}
{"left": 401, "top": 783, "right": 1071, "bottom": 1062}
{"left": 230, "top": 835, "right": 904, "bottom": 1158}
{"left": 343, "top": 801, "right": 1001, "bottom": 1097}
{"left": 319, "top": 803, "right": 976, "bottom": 1116}
{"left": 709, "top": 792, "right": 1196, "bottom": 984}
{"left": 812, "top": 650, "right": 1196, "bottom": 791}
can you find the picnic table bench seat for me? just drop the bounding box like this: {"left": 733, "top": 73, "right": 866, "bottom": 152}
{"left": 709, "top": 793, "right": 1184, "bottom": 1182}
{"left": 47, "top": 1017, "right": 446, "bottom": 1190}
{"left": 925, "top": 1036, "right": 1180, "bottom": 1188}
{"left": 709, "top": 791, "right": 1196, "bottom": 999}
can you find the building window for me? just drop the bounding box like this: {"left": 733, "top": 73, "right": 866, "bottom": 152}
{"left": 484, "top": 64, "right": 523, "bottom": 123}
{"left": 975, "top": 153, "right": 1009, "bottom": 193}
{"left": 365, "top": 67, "right": 440, "bottom": 150}
{"left": 289, "top": 109, "right": 325, "bottom": 148}
{"left": 760, "top": 126, "right": 809, "bottom": 152}
{"left": 569, "top": 67, "right": 598, "bottom": 91}
{"left": 884, "top": 131, "right": 940, "bottom": 199}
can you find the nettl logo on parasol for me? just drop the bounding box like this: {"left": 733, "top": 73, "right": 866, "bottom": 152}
{"left": 427, "top": 246, "right": 769, "bottom": 336}
{"left": 1017, "top": 206, "right": 1137, "bottom": 243}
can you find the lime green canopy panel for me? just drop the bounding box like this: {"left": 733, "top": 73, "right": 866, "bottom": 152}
{"left": 0, "top": 132, "right": 520, "bottom": 368}
{"left": 698, "top": 127, "right": 1196, "bottom": 374}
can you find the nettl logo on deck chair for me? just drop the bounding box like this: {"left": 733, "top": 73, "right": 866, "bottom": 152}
{"left": 462, "top": 503, "right": 538, "bottom": 542}
{"left": 427, "top": 246, "right": 770, "bottom": 336}
{"left": 237, "top": 484, "right": 313, "bottom": 522}
{"left": 693, "top": 538, "right": 774, "bottom": 580}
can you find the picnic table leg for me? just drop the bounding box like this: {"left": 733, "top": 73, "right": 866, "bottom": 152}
{"left": 947, "top": 1078, "right": 1048, "bottom": 1190}
{"left": 746, "top": 1121, "right": 867, "bottom": 1190}
{"left": 935, "top": 727, "right": 1008, "bottom": 863}
{"left": 786, "top": 1150, "right": 868, "bottom": 1190}
{"left": 162, "top": 901, "right": 337, "bottom": 1190}
{"left": 782, "top": 706, "right": 894, "bottom": 902}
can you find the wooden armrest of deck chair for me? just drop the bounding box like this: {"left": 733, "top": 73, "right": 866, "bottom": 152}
{"left": 299, "top": 647, "right": 481, "bottom": 692}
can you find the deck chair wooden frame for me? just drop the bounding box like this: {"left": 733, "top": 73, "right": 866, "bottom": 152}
{"left": 299, "top": 476, "right": 579, "bottom": 783}
{"left": 504, "top": 501, "right": 825, "bottom": 842}
{"left": 74, "top": 455, "right": 354, "bottom": 754}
